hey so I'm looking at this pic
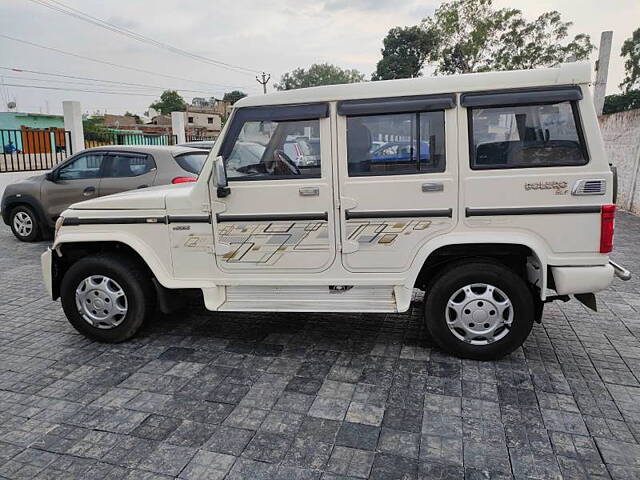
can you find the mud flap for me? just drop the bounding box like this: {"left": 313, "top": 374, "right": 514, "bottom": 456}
{"left": 574, "top": 293, "right": 597, "bottom": 312}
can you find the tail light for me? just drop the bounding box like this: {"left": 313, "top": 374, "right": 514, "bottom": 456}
{"left": 172, "top": 176, "right": 197, "bottom": 184}
{"left": 600, "top": 204, "right": 616, "bottom": 253}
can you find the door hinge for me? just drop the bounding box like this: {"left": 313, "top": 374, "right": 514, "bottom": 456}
{"left": 201, "top": 203, "right": 211, "bottom": 213}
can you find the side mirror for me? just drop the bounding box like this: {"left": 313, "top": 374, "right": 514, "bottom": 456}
{"left": 213, "top": 156, "right": 230, "bottom": 198}
{"left": 45, "top": 171, "right": 57, "bottom": 182}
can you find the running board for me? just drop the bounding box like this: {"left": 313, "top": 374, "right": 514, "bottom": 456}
{"left": 219, "top": 285, "right": 398, "bottom": 312}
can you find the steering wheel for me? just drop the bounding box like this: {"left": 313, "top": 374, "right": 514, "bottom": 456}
{"left": 265, "top": 149, "right": 301, "bottom": 176}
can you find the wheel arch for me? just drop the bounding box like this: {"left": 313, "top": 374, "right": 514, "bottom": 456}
{"left": 51, "top": 232, "right": 175, "bottom": 300}
{"left": 2, "top": 194, "right": 48, "bottom": 227}
{"left": 410, "top": 234, "right": 548, "bottom": 299}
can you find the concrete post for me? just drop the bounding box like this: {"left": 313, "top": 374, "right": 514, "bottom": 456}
{"left": 594, "top": 31, "right": 613, "bottom": 116}
{"left": 171, "top": 111, "right": 186, "bottom": 144}
{"left": 62, "top": 100, "right": 84, "bottom": 153}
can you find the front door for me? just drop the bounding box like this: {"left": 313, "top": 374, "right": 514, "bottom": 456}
{"left": 211, "top": 103, "right": 336, "bottom": 273}
{"left": 335, "top": 95, "right": 459, "bottom": 272}
{"left": 98, "top": 151, "right": 158, "bottom": 196}
{"left": 41, "top": 151, "right": 105, "bottom": 222}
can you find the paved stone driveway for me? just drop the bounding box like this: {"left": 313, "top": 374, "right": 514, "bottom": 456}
{"left": 1, "top": 214, "right": 640, "bottom": 480}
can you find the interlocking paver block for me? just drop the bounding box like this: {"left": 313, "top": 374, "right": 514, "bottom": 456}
{"left": 3, "top": 213, "right": 640, "bottom": 478}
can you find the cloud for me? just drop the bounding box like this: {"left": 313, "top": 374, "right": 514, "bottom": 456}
{"left": 323, "top": 0, "right": 397, "bottom": 11}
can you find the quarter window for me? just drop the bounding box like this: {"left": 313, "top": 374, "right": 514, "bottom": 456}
{"left": 469, "top": 101, "right": 587, "bottom": 169}
{"left": 346, "top": 111, "right": 445, "bottom": 176}
{"left": 225, "top": 119, "right": 321, "bottom": 180}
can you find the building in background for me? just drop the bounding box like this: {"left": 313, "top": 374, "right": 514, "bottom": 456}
{"left": 0, "top": 111, "right": 66, "bottom": 153}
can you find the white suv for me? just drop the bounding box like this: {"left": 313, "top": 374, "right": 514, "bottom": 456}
{"left": 42, "top": 62, "right": 630, "bottom": 360}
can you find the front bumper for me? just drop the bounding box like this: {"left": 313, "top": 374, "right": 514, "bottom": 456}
{"left": 41, "top": 248, "right": 53, "bottom": 299}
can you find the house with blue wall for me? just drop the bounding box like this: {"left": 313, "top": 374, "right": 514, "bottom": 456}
{"left": 0, "top": 112, "right": 65, "bottom": 152}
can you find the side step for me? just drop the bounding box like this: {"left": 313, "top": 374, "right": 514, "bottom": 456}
{"left": 220, "top": 285, "right": 397, "bottom": 312}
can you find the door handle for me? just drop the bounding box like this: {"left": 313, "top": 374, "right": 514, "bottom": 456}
{"left": 299, "top": 187, "right": 319, "bottom": 197}
{"left": 422, "top": 182, "right": 444, "bottom": 193}
{"left": 137, "top": 184, "right": 149, "bottom": 189}
{"left": 83, "top": 186, "right": 96, "bottom": 197}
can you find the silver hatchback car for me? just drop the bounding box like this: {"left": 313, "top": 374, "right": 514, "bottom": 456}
{"left": 1, "top": 145, "right": 208, "bottom": 241}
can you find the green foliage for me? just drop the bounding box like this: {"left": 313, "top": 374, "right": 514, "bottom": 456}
{"left": 373, "top": 26, "right": 436, "bottom": 80}
{"left": 620, "top": 28, "right": 640, "bottom": 92}
{"left": 149, "top": 90, "right": 187, "bottom": 115}
{"left": 417, "top": 0, "right": 594, "bottom": 74}
{"left": 603, "top": 90, "right": 640, "bottom": 114}
{"left": 222, "top": 90, "right": 247, "bottom": 105}
{"left": 83, "top": 116, "right": 112, "bottom": 142}
{"left": 275, "top": 63, "right": 365, "bottom": 90}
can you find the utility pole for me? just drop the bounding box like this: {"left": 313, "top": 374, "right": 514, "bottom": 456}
{"left": 256, "top": 72, "right": 271, "bottom": 94}
{"left": 594, "top": 31, "right": 613, "bottom": 116}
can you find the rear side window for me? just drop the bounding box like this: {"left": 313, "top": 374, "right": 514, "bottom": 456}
{"left": 104, "top": 153, "right": 155, "bottom": 177}
{"left": 175, "top": 153, "right": 207, "bottom": 175}
{"left": 469, "top": 101, "right": 588, "bottom": 169}
{"left": 346, "top": 111, "right": 445, "bottom": 176}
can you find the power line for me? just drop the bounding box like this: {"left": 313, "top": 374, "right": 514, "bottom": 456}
{"left": 0, "top": 33, "right": 253, "bottom": 91}
{"left": 28, "top": 0, "right": 263, "bottom": 76}
{"left": 0, "top": 66, "right": 249, "bottom": 95}
{"left": 1, "top": 82, "right": 169, "bottom": 97}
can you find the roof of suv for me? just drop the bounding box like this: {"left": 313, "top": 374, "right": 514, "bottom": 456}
{"left": 235, "top": 62, "right": 592, "bottom": 108}
{"left": 82, "top": 145, "right": 204, "bottom": 156}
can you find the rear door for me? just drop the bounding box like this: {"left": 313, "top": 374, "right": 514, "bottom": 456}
{"left": 42, "top": 151, "right": 105, "bottom": 222}
{"left": 98, "top": 151, "right": 158, "bottom": 196}
{"left": 210, "top": 103, "right": 336, "bottom": 273}
{"left": 460, "top": 86, "right": 608, "bottom": 255}
{"left": 335, "top": 95, "right": 459, "bottom": 272}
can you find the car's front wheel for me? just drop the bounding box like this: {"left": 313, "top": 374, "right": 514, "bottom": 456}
{"left": 425, "top": 260, "right": 534, "bottom": 360}
{"left": 60, "top": 254, "right": 155, "bottom": 342}
{"left": 10, "top": 205, "right": 40, "bottom": 242}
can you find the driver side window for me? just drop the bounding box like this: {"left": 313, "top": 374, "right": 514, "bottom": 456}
{"left": 226, "top": 119, "right": 321, "bottom": 180}
{"left": 57, "top": 153, "right": 104, "bottom": 180}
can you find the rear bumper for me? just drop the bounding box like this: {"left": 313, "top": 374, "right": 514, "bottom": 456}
{"left": 41, "top": 248, "right": 53, "bottom": 299}
{"left": 551, "top": 264, "right": 614, "bottom": 295}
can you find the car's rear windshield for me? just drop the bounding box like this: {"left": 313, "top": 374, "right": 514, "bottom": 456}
{"left": 175, "top": 152, "right": 207, "bottom": 175}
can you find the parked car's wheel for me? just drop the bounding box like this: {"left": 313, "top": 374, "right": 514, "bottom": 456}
{"left": 10, "top": 205, "right": 40, "bottom": 242}
{"left": 60, "top": 254, "right": 155, "bottom": 342}
{"left": 424, "top": 260, "right": 534, "bottom": 360}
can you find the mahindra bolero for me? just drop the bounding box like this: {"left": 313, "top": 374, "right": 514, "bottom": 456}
{"left": 41, "top": 62, "right": 630, "bottom": 360}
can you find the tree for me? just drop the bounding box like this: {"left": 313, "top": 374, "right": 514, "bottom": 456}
{"left": 223, "top": 90, "right": 247, "bottom": 105}
{"left": 603, "top": 90, "right": 640, "bottom": 114}
{"left": 620, "top": 28, "right": 640, "bottom": 92}
{"left": 83, "top": 116, "right": 111, "bottom": 142}
{"left": 418, "top": 0, "right": 594, "bottom": 74}
{"left": 372, "top": 26, "right": 436, "bottom": 80}
{"left": 275, "top": 63, "right": 365, "bottom": 90}
{"left": 149, "top": 90, "right": 186, "bottom": 115}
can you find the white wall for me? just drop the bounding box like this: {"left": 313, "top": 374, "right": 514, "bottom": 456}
{"left": 599, "top": 109, "right": 640, "bottom": 214}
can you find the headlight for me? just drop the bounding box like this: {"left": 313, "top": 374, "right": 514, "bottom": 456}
{"left": 54, "top": 216, "right": 64, "bottom": 239}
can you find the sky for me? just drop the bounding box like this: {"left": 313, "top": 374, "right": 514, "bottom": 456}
{"left": 0, "top": 0, "right": 638, "bottom": 116}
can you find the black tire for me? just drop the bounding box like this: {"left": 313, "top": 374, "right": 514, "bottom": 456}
{"left": 10, "top": 205, "right": 40, "bottom": 242}
{"left": 424, "top": 260, "right": 534, "bottom": 360}
{"left": 60, "top": 254, "right": 155, "bottom": 342}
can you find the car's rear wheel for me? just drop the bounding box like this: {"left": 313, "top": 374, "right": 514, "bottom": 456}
{"left": 425, "top": 260, "right": 534, "bottom": 360}
{"left": 60, "top": 254, "right": 155, "bottom": 342}
{"left": 10, "top": 205, "right": 40, "bottom": 242}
